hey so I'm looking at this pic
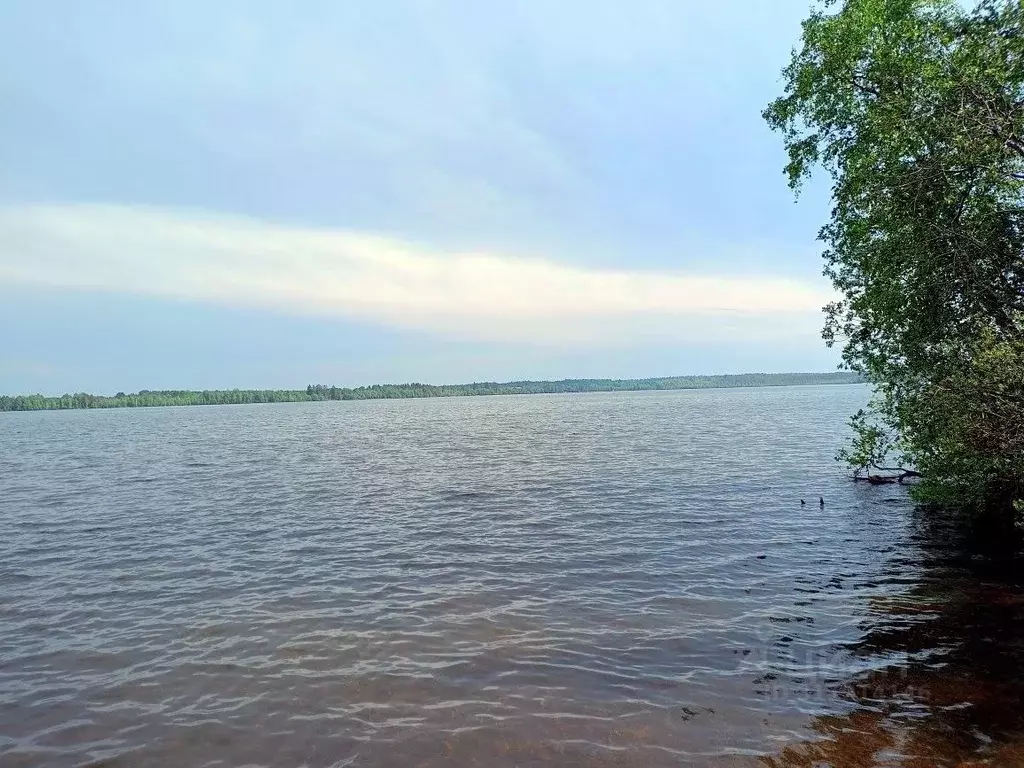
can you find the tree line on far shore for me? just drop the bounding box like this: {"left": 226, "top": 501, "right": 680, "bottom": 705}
{"left": 0, "top": 372, "right": 862, "bottom": 412}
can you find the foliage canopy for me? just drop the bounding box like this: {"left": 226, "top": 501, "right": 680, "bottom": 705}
{"left": 765, "top": 0, "right": 1024, "bottom": 513}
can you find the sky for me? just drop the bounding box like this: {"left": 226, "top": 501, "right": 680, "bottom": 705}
{"left": 0, "top": 0, "right": 838, "bottom": 394}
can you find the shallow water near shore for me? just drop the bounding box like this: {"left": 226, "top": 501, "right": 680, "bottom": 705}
{"left": 2, "top": 385, "right": 1023, "bottom": 766}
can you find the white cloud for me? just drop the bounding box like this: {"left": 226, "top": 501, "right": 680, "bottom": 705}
{"left": 0, "top": 204, "right": 829, "bottom": 345}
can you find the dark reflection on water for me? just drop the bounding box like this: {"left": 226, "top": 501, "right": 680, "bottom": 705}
{"left": 764, "top": 509, "right": 1024, "bottom": 768}
{"left": 1, "top": 386, "right": 1022, "bottom": 767}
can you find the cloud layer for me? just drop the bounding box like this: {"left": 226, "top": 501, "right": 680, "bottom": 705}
{"left": 0, "top": 204, "right": 829, "bottom": 346}
{"left": 0, "top": 1, "right": 821, "bottom": 271}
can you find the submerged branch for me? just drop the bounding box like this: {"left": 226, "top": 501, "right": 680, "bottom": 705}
{"left": 852, "top": 465, "right": 923, "bottom": 484}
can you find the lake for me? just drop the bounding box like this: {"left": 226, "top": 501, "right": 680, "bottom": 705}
{"left": 3, "top": 385, "right": 1023, "bottom": 766}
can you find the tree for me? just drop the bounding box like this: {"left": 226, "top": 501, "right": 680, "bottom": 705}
{"left": 765, "top": 0, "right": 1024, "bottom": 514}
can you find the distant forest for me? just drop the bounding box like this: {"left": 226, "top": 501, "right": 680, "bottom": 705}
{"left": 0, "top": 372, "right": 862, "bottom": 412}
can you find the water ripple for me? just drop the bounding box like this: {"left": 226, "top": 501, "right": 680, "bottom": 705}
{"left": 3, "top": 387, "right": 1021, "bottom": 766}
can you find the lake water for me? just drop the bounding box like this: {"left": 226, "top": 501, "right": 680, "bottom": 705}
{"left": 3, "top": 385, "right": 1023, "bottom": 767}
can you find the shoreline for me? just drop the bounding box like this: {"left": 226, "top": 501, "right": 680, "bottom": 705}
{"left": 1, "top": 372, "right": 863, "bottom": 412}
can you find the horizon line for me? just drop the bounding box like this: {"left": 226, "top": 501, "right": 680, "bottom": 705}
{"left": 2, "top": 370, "right": 861, "bottom": 403}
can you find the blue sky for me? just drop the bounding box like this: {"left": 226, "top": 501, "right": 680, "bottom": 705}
{"left": 0, "top": 1, "right": 837, "bottom": 394}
